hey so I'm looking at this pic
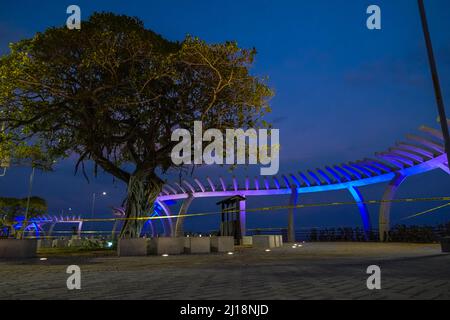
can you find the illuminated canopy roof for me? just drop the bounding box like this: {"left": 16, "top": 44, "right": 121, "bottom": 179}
{"left": 158, "top": 121, "right": 449, "bottom": 201}
{"left": 155, "top": 121, "right": 449, "bottom": 241}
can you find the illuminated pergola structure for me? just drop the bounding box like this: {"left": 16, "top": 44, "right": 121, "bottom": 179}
{"left": 156, "top": 122, "right": 450, "bottom": 242}
{"left": 23, "top": 215, "right": 84, "bottom": 238}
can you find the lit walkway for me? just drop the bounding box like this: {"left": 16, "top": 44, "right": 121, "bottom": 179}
{"left": 0, "top": 243, "right": 448, "bottom": 300}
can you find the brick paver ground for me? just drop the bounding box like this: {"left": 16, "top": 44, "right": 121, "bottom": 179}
{"left": 0, "top": 242, "right": 449, "bottom": 300}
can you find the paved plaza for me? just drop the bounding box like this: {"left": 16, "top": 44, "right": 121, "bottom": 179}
{"left": 0, "top": 242, "right": 449, "bottom": 300}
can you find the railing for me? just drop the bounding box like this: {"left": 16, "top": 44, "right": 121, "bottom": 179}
{"left": 3, "top": 223, "right": 449, "bottom": 243}
{"left": 246, "top": 224, "right": 450, "bottom": 243}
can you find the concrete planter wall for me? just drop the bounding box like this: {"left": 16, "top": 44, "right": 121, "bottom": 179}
{"left": 37, "top": 239, "right": 53, "bottom": 249}
{"left": 0, "top": 239, "right": 37, "bottom": 258}
{"left": 184, "top": 237, "right": 211, "bottom": 254}
{"left": 441, "top": 237, "right": 450, "bottom": 253}
{"left": 241, "top": 236, "right": 253, "bottom": 246}
{"left": 252, "top": 235, "right": 283, "bottom": 249}
{"left": 52, "top": 239, "right": 69, "bottom": 248}
{"left": 211, "top": 236, "right": 234, "bottom": 253}
{"left": 68, "top": 238, "right": 83, "bottom": 247}
{"left": 118, "top": 237, "right": 235, "bottom": 256}
{"left": 274, "top": 235, "right": 283, "bottom": 247}
{"left": 68, "top": 236, "right": 83, "bottom": 247}
{"left": 148, "top": 237, "right": 184, "bottom": 255}
{"left": 118, "top": 238, "right": 150, "bottom": 256}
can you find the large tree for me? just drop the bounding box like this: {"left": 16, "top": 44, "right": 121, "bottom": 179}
{"left": 0, "top": 13, "right": 273, "bottom": 238}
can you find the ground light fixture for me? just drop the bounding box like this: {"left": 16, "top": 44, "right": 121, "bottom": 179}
{"left": 227, "top": 252, "right": 234, "bottom": 255}
{"left": 162, "top": 254, "right": 169, "bottom": 257}
{"left": 265, "top": 249, "right": 271, "bottom": 252}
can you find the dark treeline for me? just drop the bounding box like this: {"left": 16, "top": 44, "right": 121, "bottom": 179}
{"left": 308, "top": 223, "right": 450, "bottom": 243}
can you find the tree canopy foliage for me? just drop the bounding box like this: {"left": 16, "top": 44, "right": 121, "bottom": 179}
{"left": 0, "top": 13, "right": 273, "bottom": 237}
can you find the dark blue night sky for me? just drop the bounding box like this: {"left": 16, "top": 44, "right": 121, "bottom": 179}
{"left": 0, "top": 0, "right": 449, "bottom": 233}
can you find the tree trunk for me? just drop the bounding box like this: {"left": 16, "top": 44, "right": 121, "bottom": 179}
{"left": 120, "top": 172, "right": 163, "bottom": 239}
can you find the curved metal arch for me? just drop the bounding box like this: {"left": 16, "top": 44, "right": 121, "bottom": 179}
{"left": 165, "top": 184, "right": 178, "bottom": 195}
{"left": 264, "top": 177, "right": 270, "bottom": 190}
{"left": 317, "top": 169, "right": 333, "bottom": 184}
{"left": 326, "top": 166, "right": 344, "bottom": 183}
{"left": 438, "top": 163, "right": 450, "bottom": 174}
{"left": 282, "top": 175, "right": 291, "bottom": 189}
{"left": 273, "top": 176, "right": 281, "bottom": 189}
{"left": 175, "top": 194, "right": 195, "bottom": 237}
{"left": 37, "top": 216, "right": 83, "bottom": 238}
{"left": 290, "top": 174, "right": 302, "bottom": 188}
{"left": 24, "top": 222, "right": 43, "bottom": 238}
{"left": 207, "top": 177, "right": 216, "bottom": 192}
{"left": 379, "top": 173, "right": 407, "bottom": 242}
{"left": 377, "top": 153, "right": 413, "bottom": 167}
{"left": 182, "top": 180, "right": 196, "bottom": 193}
{"left": 420, "top": 125, "right": 444, "bottom": 140}
{"left": 245, "top": 177, "right": 250, "bottom": 191}
{"left": 375, "top": 155, "right": 405, "bottom": 169}
{"left": 308, "top": 171, "right": 322, "bottom": 186}
{"left": 174, "top": 182, "right": 187, "bottom": 194}
{"left": 194, "top": 179, "right": 206, "bottom": 193}
{"left": 358, "top": 162, "right": 382, "bottom": 175}
{"left": 219, "top": 177, "right": 227, "bottom": 191}
{"left": 348, "top": 186, "right": 372, "bottom": 239}
{"left": 299, "top": 172, "right": 312, "bottom": 187}
{"left": 233, "top": 177, "right": 238, "bottom": 191}
{"left": 366, "top": 158, "right": 398, "bottom": 171}
{"left": 333, "top": 165, "right": 353, "bottom": 181}
{"left": 406, "top": 134, "right": 444, "bottom": 153}
{"left": 254, "top": 177, "right": 260, "bottom": 191}
{"left": 156, "top": 200, "right": 174, "bottom": 237}
{"left": 349, "top": 162, "right": 374, "bottom": 177}
{"left": 342, "top": 164, "right": 363, "bottom": 179}
{"left": 389, "top": 149, "right": 423, "bottom": 163}
{"left": 288, "top": 186, "right": 298, "bottom": 243}
{"left": 396, "top": 142, "right": 435, "bottom": 158}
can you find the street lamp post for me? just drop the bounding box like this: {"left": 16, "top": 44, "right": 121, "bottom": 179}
{"left": 91, "top": 191, "right": 107, "bottom": 219}
{"left": 20, "top": 166, "right": 35, "bottom": 239}
{"left": 418, "top": 0, "right": 450, "bottom": 168}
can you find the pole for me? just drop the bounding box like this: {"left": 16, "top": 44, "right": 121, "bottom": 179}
{"left": 418, "top": 0, "right": 450, "bottom": 168}
{"left": 20, "top": 166, "right": 35, "bottom": 239}
{"left": 91, "top": 193, "right": 96, "bottom": 219}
